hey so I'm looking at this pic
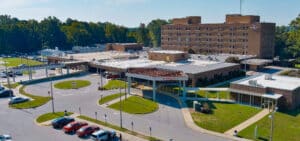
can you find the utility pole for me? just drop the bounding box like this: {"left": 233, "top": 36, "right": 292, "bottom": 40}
{"left": 119, "top": 73, "right": 123, "bottom": 128}
{"left": 269, "top": 107, "right": 278, "bottom": 141}
{"left": 49, "top": 76, "right": 55, "bottom": 113}
{"left": 240, "top": 0, "right": 243, "bottom": 15}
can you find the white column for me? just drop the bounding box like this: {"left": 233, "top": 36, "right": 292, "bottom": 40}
{"left": 45, "top": 68, "right": 48, "bottom": 77}
{"left": 67, "top": 67, "right": 70, "bottom": 74}
{"left": 183, "top": 80, "right": 186, "bottom": 100}
{"left": 153, "top": 80, "right": 156, "bottom": 101}
{"left": 127, "top": 77, "right": 131, "bottom": 95}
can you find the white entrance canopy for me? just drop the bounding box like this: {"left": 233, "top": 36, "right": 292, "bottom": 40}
{"left": 262, "top": 93, "right": 283, "bottom": 100}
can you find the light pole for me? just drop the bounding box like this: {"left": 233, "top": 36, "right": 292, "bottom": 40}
{"left": 269, "top": 107, "right": 278, "bottom": 141}
{"left": 119, "top": 73, "right": 123, "bottom": 128}
{"left": 49, "top": 74, "right": 55, "bottom": 113}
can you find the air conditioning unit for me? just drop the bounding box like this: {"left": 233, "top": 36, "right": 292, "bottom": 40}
{"left": 248, "top": 80, "right": 258, "bottom": 86}
{"left": 265, "top": 74, "right": 272, "bottom": 80}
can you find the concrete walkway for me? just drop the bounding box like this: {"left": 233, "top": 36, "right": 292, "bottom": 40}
{"left": 103, "top": 94, "right": 132, "bottom": 107}
{"left": 224, "top": 109, "right": 269, "bottom": 135}
{"left": 156, "top": 91, "right": 249, "bottom": 141}
{"left": 38, "top": 113, "right": 146, "bottom": 141}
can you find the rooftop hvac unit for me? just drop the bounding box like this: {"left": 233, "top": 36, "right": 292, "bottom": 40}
{"left": 265, "top": 74, "right": 273, "bottom": 80}
{"left": 248, "top": 80, "right": 258, "bottom": 86}
{"left": 70, "top": 55, "right": 74, "bottom": 60}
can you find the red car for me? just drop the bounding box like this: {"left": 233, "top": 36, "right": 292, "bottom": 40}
{"left": 63, "top": 121, "right": 88, "bottom": 133}
{"left": 76, "top": 125, "right": 100, "bottom": 137}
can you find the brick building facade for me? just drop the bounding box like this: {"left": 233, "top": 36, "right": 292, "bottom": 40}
{"left": 161, "top": 15, "right": 275, "bottom": 59}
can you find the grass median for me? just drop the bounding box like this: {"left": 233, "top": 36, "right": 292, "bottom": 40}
{"left": 238, "top": 109, "right": 300, "bottom": 141}
{"left": 36, "top": 112, "right": 73, "bottom": 123}
{"left": 190, "top": 101, "right": 261, "bottom": 133}
{"left": 10, "top": 86, "right": 51, "bottom": 109}
{"left": 0, "top": 57, "right": 43, "bottom": 67}
{"left": 108, "top": 96, "right": 158, "bottom": 114}
{"left": 102, "top": 80, "right": 127, "bottom": 90}
{"left": 78, "top": 115, "right": 161, "bottom": 141}
{"left": 54, "top": 80, "right": 91, "bottom": 89}
{"left": 3, "top": 82, "right": 20, "bottom": 89}
{"left": 99, "top": 93, "right": 125, "bottom": 105}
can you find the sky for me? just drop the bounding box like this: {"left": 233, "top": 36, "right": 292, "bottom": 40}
{"left": 0, "top": 0, "right": 299, "bottom": 27}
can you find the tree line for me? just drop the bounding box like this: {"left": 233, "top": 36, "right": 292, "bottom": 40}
{"left": 0, "top": 14, "right": 300, "bottom": 61}
{"left": 275, "top": 14, "right": 300, "bottom": 61}
{"left": 0, "top": 15, "right": 168, "bottom": 54}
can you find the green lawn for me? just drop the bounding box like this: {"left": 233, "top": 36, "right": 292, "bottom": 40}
{"left": 10, "top": 86, "right": 51, "bottom": 109}
{"left": 0, "top": 57, "right": 43, "bottom": 67}
{"left": 190, "top": 102, "right": 261, "bottom": 133}
{"left": 78, "top": 115, "right": 161, "bottom": 141}
{"left": 99, "top": 93, "right": 125, "bottom": 105}
{"left": 36, "top": 112, "right": 73, "bottom": 123}
{"left": 3, "top": 82, "right": 20, "bottom": 89}
{"left": 296, "top": 64, "right": 300, "bottom": 69}
{"left": 109, "top": 96, "right": 158, "bottom": 114}
{"left": 239, "top": 109, "right": 300, "bottom": 141}
{"left": 196, "top": 90, "right": 230, "bottom": 99}
{"left": 54, "top": 80, "right": 91, "bottom": 89}
{"left": 102, "top": 80, "right": 127, "bottom": 90}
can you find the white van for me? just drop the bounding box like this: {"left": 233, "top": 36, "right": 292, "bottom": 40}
{"left": 91, "top": 130, "right": 116, "bottom": 141}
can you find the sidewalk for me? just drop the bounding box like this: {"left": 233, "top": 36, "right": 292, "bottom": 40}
{"left": 38, "top": 113, "right": 147, "bottom": 141}
{"left": 224, "top": 109, "right": 269, "bottom": 135}
{"left": 103, "top": 94, "right": 132, "bottom": 107}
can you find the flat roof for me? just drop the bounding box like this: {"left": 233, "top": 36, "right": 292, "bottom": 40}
{"left": 190, "top": 54, "right": 254, "bottom": 62}
{"left": 150, "top": 50, "right": 185, "bottom": 54}
{"left": 241, "top": 59, "right": 273, "bottom": 65}
{"left": 232, "top": 74, "right": 300, "bottom": 91}
{"left": 62, "top": 51, "right": 133, "bottom": 62}
{"left": 96, "top": 58, "right": 238, "bottom": 75}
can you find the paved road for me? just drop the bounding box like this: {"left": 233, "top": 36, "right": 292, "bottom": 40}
{"left": 1, "top": 74, "right": 231, "bottom": 141}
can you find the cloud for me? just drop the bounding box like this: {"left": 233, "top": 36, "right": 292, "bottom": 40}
{"left": 103, "top": 0, "right": 149, "bottom": 5}
{"left": 0, "top": 0, "right": 49, "bottom": 9}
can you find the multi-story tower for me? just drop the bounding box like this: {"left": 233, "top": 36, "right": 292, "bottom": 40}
{"left": 161, "top": 15, "right": 275, "bottom": 59}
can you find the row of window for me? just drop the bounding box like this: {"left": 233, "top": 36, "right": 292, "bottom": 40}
{"left": 164, "top": 26, "right": 250, "bottom": 31}
{"left": 163, "top": 32, "right": 249, "bottom": 36}
{"left": 162, "top": 38, "right": 249, "bottom": 42}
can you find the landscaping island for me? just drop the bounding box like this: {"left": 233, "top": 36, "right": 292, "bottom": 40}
{"left": 54, "top": 80, "right": 91, "bottom": 89}
{"left": 109, "top": 96, "right": 158, "bottom": 114}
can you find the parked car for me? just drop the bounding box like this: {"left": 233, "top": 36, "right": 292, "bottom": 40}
{"left": 91, "top": 130, "right": 116, "bottom": 141}
{"left": 0, "top": 72, "right": 7, "bottom": 78}
{"left": 18, "top": 64, "right": 27, "bottom": 67}
{"left": 0, "top": 90, "right": 14, "bottom": 98}
{"left": 76, "top": 125, "right": 100, "bottom": 137}
{"left": 0, "top": 134, "right": 12, "bottom": 141}
{"left": 8, "top": 97, "right": 29, "bottom": 105}
{"left": 51, "top": 117, "right": 75, "bottom": 129}
{"left": 0, "top": 86, "right": 4, "bottom": 91}
{"left": 63, "top": 121, "right": 88, "bottom": 133}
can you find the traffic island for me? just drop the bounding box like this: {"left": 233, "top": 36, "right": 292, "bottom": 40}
{"left": 238, "top": 109, "right": 300, "bottom": 141}
{"left": 98, "top": 93, "right": 125, "bottom": 105}
{"left": 54, "top": 80, "right": 91, "bottom": 89}
{"left": 101, "top": 80, "right": 127, "bottom": 90}
{"left": 189, "top": 101, "right": 261, "bottom": 133}
{"left": 10, "top": 86, "right": 51, "bottom": 109}
{"left": 36, "top": 112, "right": 73, "bottom": 123}
{"left": 108, "top": 96, "right": 158, "bottom": 114}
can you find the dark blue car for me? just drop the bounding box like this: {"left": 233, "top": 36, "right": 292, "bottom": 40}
{"left": 51, "top": 117, "right": 75, "bottom": 129}
{"left": 0, "top": 90, "right": 14, "bottom": 98}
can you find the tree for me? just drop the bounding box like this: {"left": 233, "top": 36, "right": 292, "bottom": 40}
{"left": 39, "top": 16, "right": 68, "bottom": 49}
{"left": 225, "top": 56, "right": 240, "bottom": 63}
{"left": 147, "top": 19, "right": 168, "bottom": 47}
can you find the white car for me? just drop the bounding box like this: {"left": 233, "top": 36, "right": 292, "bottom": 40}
{"left": 91, "top": 130, "right": 116, "bottom": 141}
{"left": 8, "top": 97, "right": 29, "bottom": 105}
{"left": 0, "top": 134, "right": 12, "bottom": 141}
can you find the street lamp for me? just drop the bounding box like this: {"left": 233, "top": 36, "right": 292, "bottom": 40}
{"left": 49, "top": 73, "right": 55, "bottom": 113}
{"left": 269, "top": 107, "right": 278, "bottom": 141}
{"left": 119, "top": 73, "right": 123, "bottom": 128}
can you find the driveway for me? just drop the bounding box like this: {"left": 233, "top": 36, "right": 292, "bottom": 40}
{"left": 1, "top": 74, "right": 231, "bottom": 141}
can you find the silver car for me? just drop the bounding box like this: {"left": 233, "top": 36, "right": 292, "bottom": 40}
{"left": 0, "top": 134, "right": 12, "bottom": 141}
